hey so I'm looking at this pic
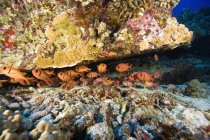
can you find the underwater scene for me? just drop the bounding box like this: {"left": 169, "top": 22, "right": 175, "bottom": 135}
{"left": 0, "top": 0, "right": 210, "bottom": 139}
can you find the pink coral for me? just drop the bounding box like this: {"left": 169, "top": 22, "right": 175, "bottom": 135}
{"left": 127, "top": 12, "right": 161, "bottom": 41}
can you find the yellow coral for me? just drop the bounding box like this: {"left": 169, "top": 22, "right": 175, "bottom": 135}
{"left": 138, "top": 39, "right": 150, "bottom": 51}
{"left": 36, "top": 12, "right": 104, "bottom": 68}
{"left": 151, "top": 17, "right": 193, "bottom": 48}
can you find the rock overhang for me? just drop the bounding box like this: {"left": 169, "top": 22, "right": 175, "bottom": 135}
{"left": 0, "top": 0, "right": 193, "bottom": 69}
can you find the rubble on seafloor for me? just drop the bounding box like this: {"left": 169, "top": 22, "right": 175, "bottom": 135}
{"left": 0, "top": 85, "right": 209, "bottom": 140}
{"left": 0, "top": 0, "right": 192, "bottom": 69}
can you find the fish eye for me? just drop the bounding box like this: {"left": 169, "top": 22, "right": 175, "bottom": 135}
{"left": 3, "top": 67, "right": 6, "bottom": 70}
{"left": 35, "top": 70, "right": 38, "bottom": 72}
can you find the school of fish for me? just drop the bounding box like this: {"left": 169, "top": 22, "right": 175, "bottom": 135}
{"left": 0, "top": 56, "right": 161, "bottom": 90}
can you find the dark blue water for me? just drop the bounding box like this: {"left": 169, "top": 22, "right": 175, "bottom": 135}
{"left": 173, "top": 0, "right": 210, "bottom": 16}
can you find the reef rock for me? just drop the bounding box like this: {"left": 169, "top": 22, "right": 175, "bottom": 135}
{"left": 0, "top": 0, "right": 192, "bottom": 69}
{"left": 185, "top": 79, "right": 210, "bottom": 98}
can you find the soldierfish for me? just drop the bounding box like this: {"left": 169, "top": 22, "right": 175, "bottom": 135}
{"left": 32, "top": 69, "right": 53, "bottom": 85}
{"left": 97, "top": 63, "right": 107, "bottom": 73}
{"left": 102, "top": 78, "right": 114, "bottom": 85}
{"left": 115, "top": 63, "right": 132, "bottom": 72}
{"left": 57, "top": 72, "right": 73, "bottom": 82}
{"left": 128, "top": 72, "right": 139, "bottom": 81}
{"left": 66, "top": 70, "right": 80, "bottom": 77}
{"left": 137, "top": 72, "right": 154, "bottom": 83}
{"left": 37, "top": 81, "right": 48, "bottom": 88}
{"left": 9, "top": 77, "right": 35, "bottom": 86}
{"left": 75, "top": 65, "right": 91, "bottom": 73}
{"left": 39, "top": 78, "right": 60, "bottom": 87}
{"left": 0, "top": 67, "right": 30, "bottom": 85}
{"left": 87, "top": 72, "right": 99, "bottom": 78}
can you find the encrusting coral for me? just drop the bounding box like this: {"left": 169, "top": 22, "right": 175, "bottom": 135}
{"left": 0, "top": 0, "right": 192, "bottom": 69}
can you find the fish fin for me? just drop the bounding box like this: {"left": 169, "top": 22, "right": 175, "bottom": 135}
{"left": 26, "top": 77, "right": 35, "bottom": 80}
{"left": 19, "top": 78, "right": 31, "bottom": 86}
{"left": 24, "top": 78, "right": 30, "bottom": 85}
{"left": 144, "top": 82, "right": 146, "bottom": 89}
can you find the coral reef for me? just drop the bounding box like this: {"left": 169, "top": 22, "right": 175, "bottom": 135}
{"left": 0, "top": 0, "right": 192, "bottom": 69}
{"left": 0, "top": 109, "right": 33, "bottom": 139}
{"left": 0, "top": 84, "right": 209, "bottom": 139}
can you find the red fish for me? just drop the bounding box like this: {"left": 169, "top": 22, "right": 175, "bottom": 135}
{"left": 57, "top": 72, "right": 73, "bottom": 82}
{"left": 97, "top": 63, "right": 107, "bottom": 73}
{"left": 66, "top": 70, "right": 80, "bottom": 77}
{"left": 32, "top": 69, "right": 53, "bottom": 85}
{"left": 137, "top": 72, "right": 154, "bottom": 83}
{"left": 9, "top": 77, "right": 34, "bottom": 86}
{"left": 102, "top": 77, "right": 114, "bottom": 85}
{"left": 87, "top": 72, "right": 99, "bottom": 78}
{"left": 115, "top": 63, "right": 132, "bottom": 72}
{"left": 75, "top": 65, "right": 91, "bottom": 73}
{"left": 128, "top": 72, "right": 139, "bottom": 81}
{"left": 0, "top": 67, "right": 30, "bottom": 85}
{"left": 37, "top": 81, "right": 48, "bottom": 88}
